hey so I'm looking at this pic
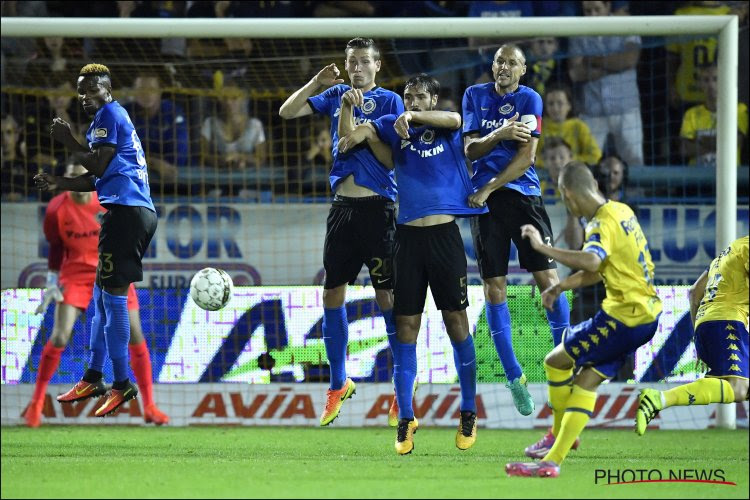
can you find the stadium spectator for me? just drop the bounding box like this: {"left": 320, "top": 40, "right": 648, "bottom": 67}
{"left": 536, "top": 83, "right": 601, "bottom": 168}
{"left": 24, "top": 80, "right": 86, "bottom": 168}
{"left": 295, "top": 122, "right": 332, "bottom": 194}
{"left": 667, "top": 1, "right": 741, "bottom": 108}
{"left": 23, "top": 37, "right": 82, "bottom": 87}
{"left": 0, "top": 1, "right": 49, "bottom": 85}
{"left": 1, "top": 114, "right": 28, "bottom": 201}
{"left": 125, "top": 71, "right": 187, "bottom": 187}
{"left": 593, "top": 154, "right": 630, "bottom": 202}
{"left": 201, "top": 81, "right": 267, "bottom": 170}
{"left": 679, "top": 64, "right": 749, "bottom": 167}
{"left": 569, "top": 0, "right": 644, "bottom": 166}
{"left": 539, "top": 136, "right": 571, "bottom": 201}
{"left": 539, "top": 139, "right": 583, "bottom": 253}
{"left": 525, "top": 37, "right": 566, "bottom": 97}
{"left": 469, "top": 1, "right": 535, "bottom": 80}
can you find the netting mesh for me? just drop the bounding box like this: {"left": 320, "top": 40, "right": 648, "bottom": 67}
{"left": 1, "top": 26, "right": 748, "bottom": 427}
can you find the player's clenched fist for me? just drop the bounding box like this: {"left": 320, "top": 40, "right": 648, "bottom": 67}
{"left": 34, "top": 172, "right": 59, "bottom": 192}
{"left": 50, "top": 117, "right": 74, "bottom": 145}
{"left": 493, "top": 112, "right": 531, "bottom": 142}
{"left": 314, "top": 63, "right": 345, "bottom": 87}
{"left": 342, "top": 88, "right": 364, "bottom": 108}
{"left": 520, "top": 224, "right": 544, "bottom": 250}
{"left": 393, "top": 111, "right": 414, "bottom": 140}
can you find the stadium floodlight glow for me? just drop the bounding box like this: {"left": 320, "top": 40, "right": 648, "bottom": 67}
{"left": 2, "top": 14, "right": 739, "bottom": 429}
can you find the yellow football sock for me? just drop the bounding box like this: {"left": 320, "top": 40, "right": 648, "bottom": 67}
{"left": 544, "top": 384, "right": 596, "bottom": 465}
{"left": 663, "top": 378, "right": 735, "bottom": 407}
{"left": 544, "top": 362, "right": 574, "bottom": 436}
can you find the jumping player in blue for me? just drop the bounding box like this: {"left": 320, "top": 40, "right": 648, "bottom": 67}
{"left": 463, "top": 44, "right": 571, "bottom": 416}
{"left": 339, "top": 74, "right": 531, "bottom": 454}
{"left": 34, "top": 63, "right": 157, "bottom": 418}
{"left": 279, "top": 38, "right": 405, "bottom": 426}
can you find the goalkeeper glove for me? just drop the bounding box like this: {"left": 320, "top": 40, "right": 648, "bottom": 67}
{"left": 35, "top": 271, "right": 64, "bottom": 314}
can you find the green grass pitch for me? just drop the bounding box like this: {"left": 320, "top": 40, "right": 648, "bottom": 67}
{"left": 1, "top": 427, "right": 747, "bottom": 498}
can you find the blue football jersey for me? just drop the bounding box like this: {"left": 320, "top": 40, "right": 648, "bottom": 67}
{"left": 462, "top": 83, "right": 543, "bottom": 196}
{"left": 307, "top": 84, "right": 404, "bottom": 200}
{"left": 373, "top": 115, "right": 487, "bottom": 224}
{"left": 86, "top": 101, "right": 155, "bottom": 211}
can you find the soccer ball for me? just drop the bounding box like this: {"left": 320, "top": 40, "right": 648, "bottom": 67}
{"left": 189, "top": 268, "right": 233, "bottom": 311}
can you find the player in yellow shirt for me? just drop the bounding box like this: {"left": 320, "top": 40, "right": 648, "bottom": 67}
{"left": 505, "top": 161, "right": 662, "bottom": 478}
{"left": 636, "top": 236, "right": 749, "bottom": 435}
{"left": 680, "top": 64, "right": 749, "bottom": 166}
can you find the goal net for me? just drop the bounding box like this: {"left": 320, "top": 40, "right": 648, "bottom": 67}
{"left": 1, "top": 15, "right": 746, "bottom": 428}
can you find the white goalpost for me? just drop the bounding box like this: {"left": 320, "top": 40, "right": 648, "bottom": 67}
{"left": 1, "top": 15, "right": 740, "bottom": 429}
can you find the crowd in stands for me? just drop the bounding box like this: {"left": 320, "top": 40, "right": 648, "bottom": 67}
{"left": 1, "top": 0, "right": 748, "bottom": 202}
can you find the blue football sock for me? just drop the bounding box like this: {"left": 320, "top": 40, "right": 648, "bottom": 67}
{"left": 545, "top": 293, "right": 570, "bottom": 346}
{"left": 323, "top": 306, "right": 348, "bottom": 390}
{"left": 393, "top": 339, "right": 417, "bottom": 420}
{"left": 88, "top": 284, "right": 107, "bottom": 373}
{"left": 102, "top": 291, "right": 130, "bottom": 383}
{"left": 487, "top": 302, "right": 523, "bottom": 382}
{"left": 381, "top": 308, "right": 398, "bottom": 358}
{"left": 452, "top": 335, "right": 477, "bottom": 412}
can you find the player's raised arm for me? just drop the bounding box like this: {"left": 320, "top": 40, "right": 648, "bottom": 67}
{"left": 279, "top": 63, "right": 344, "bottom": 120}
{"left": 34, "top": 172, "right": 96, "bottom": 193}
{"left": 337, "top": 88, "right": 363, "bottom": 139}
{"left": 521, "top": 224, "right": 602, "bottom": 273}
{"left": 394, "top": 111, "right": 461, "bottom": 139}
{"left": 463, "top": 113, "right": 531, "bottom": 161}
{"left": 338, "top": 123, "right": 394, "bottom": 169}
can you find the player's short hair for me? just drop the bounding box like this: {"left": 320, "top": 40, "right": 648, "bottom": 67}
{"left": 543, "top": 136, "right": 572, "bottom": 153}
{"left": 345, "top": 38, "right": 380, "bottom": 61}
{"left": 495, "top": 44, "right": 526, "bottom": 65}
{"left": 404, "top": 74, "right": 440, "bottom": 98}
{"left": 79, "top": 63, "right": 112, "bottom": 89}
{"left": 560, "top": 160, "right": 597, "bottom": 193}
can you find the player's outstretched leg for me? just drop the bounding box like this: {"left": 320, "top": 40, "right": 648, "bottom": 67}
{"left": 452, "top": 334, "right": 478, "bottom": 450}
{"left": 525, "top": 428, "right": 580, "bottom": 460}
{"left": 635, "top": 388, "right": 663, "bottom": 436}
{"left": 395, "top": 417, "right": 419, "bottom": 455}
{"left": 636, "top": 378, "right": 738, "bottom": 436}
{"left": 58, "top": 285, "right": 108, "bottom": 404}
{"left": 389, "top": 380, "right": 418, "bottom": 427}
{"left": 26, "top": 341, "right": 64, "bottom": 427}
{"left": 525, "top": 359, "right": 580, "bottom": 459}
{"left": 393, "top": 336, "right": 419, "bottom": 454}
{"left": 129, "top": 339, "right": 169, "bottom": 425}
{"left": 319, "top": 377, "right": 356, "bottom": 426}
{"left": 95, "top": 380, "right": 138, "bottom": 417}
{"left": 320, "top": 301, "right": 355, "bottom": 426}
{"left": 505, "top": 461, "right": 560, "bottom": 478}
{"left": 486, "top": 301, "right": 534, "bottom": 415}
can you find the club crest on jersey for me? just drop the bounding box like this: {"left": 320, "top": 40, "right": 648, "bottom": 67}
{"left": 95, "top": 128, "right": 107, "bottom": 138}
{"left": 334, "top": 107, "right": 341, "bottom": 118}
{"left": 499, "top": 103, "right": 514, "bottom": 114}
{"left": 420, "top": 129, "right": 435, "bottom": 145}
{"left": 362, "top": 99, "right": 376, "bottom": 114}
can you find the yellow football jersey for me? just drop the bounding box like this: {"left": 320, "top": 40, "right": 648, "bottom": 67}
{"left": 695, "top": 236, "right": 750, "bottom": 329}
{"left": 536, "top": 118, "right": 602, "bottom": 168}
{"left": 680, "top": 102, "right": 748, "bottom": 166}
{"left": 582, "top": 201, "right": 662, "bottom": 327}
{"left": 667, "top": 4, "right": 731, "bottom": 103}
